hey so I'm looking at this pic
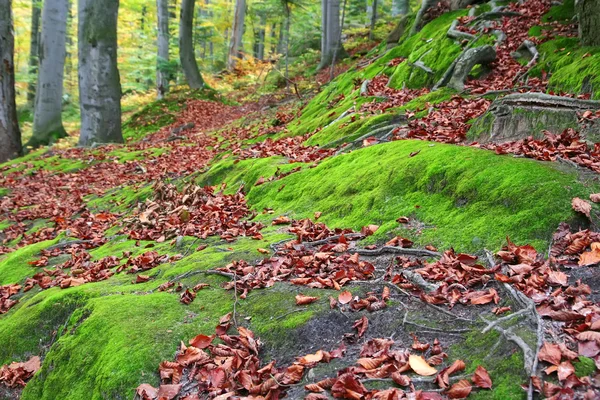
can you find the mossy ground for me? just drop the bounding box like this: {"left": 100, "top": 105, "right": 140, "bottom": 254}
{"left": 1, "top": 4, "right": 599, "bottom": 398}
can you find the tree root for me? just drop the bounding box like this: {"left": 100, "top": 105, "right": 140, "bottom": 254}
{"left": 402, "top": 270, "right": 440, "bottom": 293}
{"left": 447, "top": 19, "right": 476, "bottom": 41}
{"left": 433, "top": 34, "right": 483, "bottom": 90}
{"left": 355, "top": 246, "right": 441, "bottom": 258}
{"left": 512, "top": 40, "right": 539, "bottom": 83}
{"left": 472, "top": 10, "right": 522, "bottom": 22}
{"left": 447, "top": 45, "right": 497, "bottom": 91}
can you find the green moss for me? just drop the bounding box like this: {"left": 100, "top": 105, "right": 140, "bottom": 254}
{"left": 246, "top": 140, "right": 595, "bottom": 252}
{"left": 306, "top": 113, "right": 398, "bottom": 147}
{"left": 449, "top": 330, "right": 525, "bottom": 399}
{"left": 574, "top": 356, "right": 596, "bottom": 377}
{"left": 21, "top": 290, "right": 232, "bottom": 400}
{"left": 85, "top": 183, "right": 153, "bottom": 213}
{"left": 0, "top": 238, "right": 61, "bottom": 285}
{"left": 196, "top": 156, "right": 306, "bottom": 192}
{"left": 542, "top": 0, "right": 575, "bottom": 23}
{"left": 532, "top": 36, "right": 600, "bottom": 98}
{"left": 105, "top": 147, "right": 167, "bottom": 163}
{"left": 387, "top": 11, "right": 468, "bottom": 89}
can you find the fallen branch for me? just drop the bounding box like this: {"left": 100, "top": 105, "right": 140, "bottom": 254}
{"left": 355, "top": 246, "right": 441, "bottom": 258}
{"left": 402, "top": 270, "right": 440, "bottom": 293}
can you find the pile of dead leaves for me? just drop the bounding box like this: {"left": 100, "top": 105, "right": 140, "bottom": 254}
{"left": 395, "top": 96, "right": 491, "bottom": 144}
{"left": 0, "top": 356, "right": 41, "bottom": 388}
{"left": 493, "top": 230, "right": 600, "bottom": 397}
{"left": 479, "top": 128, "right": 600, "bottom": 174}
{"left": 135, "top": 314, "right": 345, "bottom": 400}
{"left": 125, "top": 182, "right": 264, "bottom": 242}
{"left": 0, "top": 284, "right": 21, "bottom": 314}
{"left": 216, "top": 249, "right": 375, "bottom": 298}
{"left": 233, "top": 135, "right": 336, "bottom": 164}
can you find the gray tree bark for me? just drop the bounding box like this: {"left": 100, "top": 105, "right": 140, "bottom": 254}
{"left": 0, "top": 0, "right": 22, "bottom": 162}
{"left": 27, "top": 0, "right": 41, "bottom": 106}
{"left": 30, "top": 0, "right": 69, "bottom": 148}
{"left": 369, "top": 0, "right": 378, "bottom": 40}
{"left": 577, "top": 0, "right": 600, "bottom": 46}
{"left": 447, "top": 45, "right": 496, "bottom": 90}
{"left": 156, "top": 0, "right": 170, "bottom": 99}
{"left": 318, "top": 0, "right": 346, "bottom": 70}
{"left": 319, "top": 0, "right": 328, "bottom": 66}
{"left": 179, "top": 0, "right": 205, "bottom": 89}
{"left": 227, "top": 0, "right": 246, "bottom": 70}
{"left": 410, "top": 0, "right": 436, "bottom": 35}
{"left": 253, "top": 13, "right": 266, "bottom": 60}
{"left": 77, "top": 0, "right": 123, "bottom": 146}
{"left": 392, "top": 0, "right": 409, "bottom": 16}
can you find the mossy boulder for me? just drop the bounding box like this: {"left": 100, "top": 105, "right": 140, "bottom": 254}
{"left": 468, "top": 93, "right": 600, "bottom": 143}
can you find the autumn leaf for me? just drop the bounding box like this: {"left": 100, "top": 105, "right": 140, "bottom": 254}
{"left": 472, "top": 365, "right": 492, "bottom": 389}
{"left": 538, "top": 342, "right": 562, "bottom": 365}
{"left": 298, "top": 350, "right": 324, "bottom": 365}
{"left": 257, "top": 248, "right": 269, "bottom": 254}
{"left": 353, "top": 316, "right": 369, "bottom": 337}
{"left": 189, "top": 334, "right": 215, "bottom": 349}
{"left": 590, "top": 193, "right": 600, "bottom": 203}
{"left": 338, "top": 291, "right": 352, "bottom": 305}
{"left": 578, "top": 242, "right": 600, "bottom": 266}
{"left": 446, "top": 379, "right": 472, "bottom": 399}
{"left": 272, "top": 216, "right": 291, "bottom": 225}
{"left": 409, "top": 354, "right": 437, "bottom": 376}
{"left": 572, "top": 197, "right": 592, "bottom": 220}
{"left": 295, "top": 294, "right": 319, "bottom": 305}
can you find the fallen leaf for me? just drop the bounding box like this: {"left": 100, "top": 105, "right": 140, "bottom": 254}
{"left": 338, "top": 291, "right": 352, "bottom": 304}
{"left": 295, "top": 294, "right": 319, "bottom": 305}
{"left": 572, "top": 197, "right": 592, "bottom": 220}
{"left": 446, "top": 379, "right": 472, "bottom": 399}
{"left": 472, "top": 365, "right": 492, "bottom": 389}
{"left": 409, "top": 354, "right": 437, "bottom": 376}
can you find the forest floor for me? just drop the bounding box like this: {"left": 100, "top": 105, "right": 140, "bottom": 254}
{"left": 3, "top": 0, "right": 600, "bottom": 399}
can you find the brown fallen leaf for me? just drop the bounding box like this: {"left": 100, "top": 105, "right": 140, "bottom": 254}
{"left": 189, "top": 334, "right": 215, "bottom": 349}
{"left": 353, "top": 316, "right": 369, "bottom": 337}
{"left": 572, "top": 197, "right": 592, "bottom": 220}
{"left": 257, "top": 248, "right": 269, "bottom": 254}
{"left": 446, "top": 379, "right": 472, "bottom": 398}
{"left": 295, "top": 294, "right": 319, "bottom": 305}
{"left": 538, "top": 342, "right": 562, "bottom": 365}
{"left": 338, "top": 291, "right": 352, "bottom": 305}
{"left": 409, "top": 354, "right": 437, "bottom": 376}
{"left": 578, "top": 242, "right": 600, "bottom": 266}
{"left": 590, "top": 193, "right": 600, "bottom": 203}
{"left": 472, "top": 365, "right": 492, "bottom": 389}
{"left": 272, "top": 216, "right": 291, "bottom": 225}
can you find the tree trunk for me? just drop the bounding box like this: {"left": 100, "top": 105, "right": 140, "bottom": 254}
{"left": 0, "top": 0, "right": 23, "bottom": 162}
{"left": 577, "top": 0, "right": 600, "bottom": 46}
{"left": 318, "top": 0, "right": 329, "bottom": 70}
{"left": 255, "top": 13, "right": 265, "bottom": 61}
{"left": 27, "top": 0, "right": 41, "bottom": 107}
{"left": 65, "top": 0, "right": 75, "bottom": 94}
{"left": 227, "top": 0, "right": 246, "bottom": 70}
{"left": 410, "top": 0, "right": 435, "bottom": 35}
{"left": 369, "top": 0, "right": 378, "bottom": 40}
{"left": 284, "top": 6, "right": 290, "bottom": 86}
{"left": 392, "top": 0, "right": 409, "bottom": 16}
{"left": 77, "top": 0, "right": 123, "bottom": 146}
{"left": 156, "top": 0, "right": 170, "bottom": 99}
{"left": 276, "top": 22, "right": 285, "bottom": 54}
{"left": 29, "top": 0, "right": 69, "bottom": 148}
{"left": 319, "top": 0, "right": 345, "bottom": 68}
{"left": 270, "top": 22, "right": 277, "bottom": 56}
{"left": 180, "top": 0, "right": 205, "bottom": 88}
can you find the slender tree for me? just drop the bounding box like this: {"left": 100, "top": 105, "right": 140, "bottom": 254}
{"left": 27, "top": 0, "right": 42, "bottom": 106}
{"left": 227, "top": 0, "right": 246, "bottom": 70}
{"left": 0, "top": 0, "right": 23, "bottom": 162}
{"left": 29, "top": 0, "right": 69, "bottom": 148}
{"left": 77, "top": 0, "right": 123, "bottom": 146}
{"left": 577, "top": 0, "right": 600, "bottom": 46}
{"left": 180, "top": 0, "right": 205, "bottom": 88}
{"left": 318, "top": 0, "right": 328, "bottom": 69}
{"left": 392, "top": 0, "right": 408, "bottom": 16}
{"left": 368, "top": 0, "right": 377, "bottom": 40}
{"left": 156, "top": 0, "right": 170, "bottom": 98}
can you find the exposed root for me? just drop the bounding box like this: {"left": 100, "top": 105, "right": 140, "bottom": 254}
{"left": 355, "top": 246, "right": 441, "bottom": 258}
{"left": 447, "top": 19, "right": 476, "bottom": 41}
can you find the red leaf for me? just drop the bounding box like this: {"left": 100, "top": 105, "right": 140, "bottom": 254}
{"left": 472, "top": 365, "right": 492, "bottom": 389}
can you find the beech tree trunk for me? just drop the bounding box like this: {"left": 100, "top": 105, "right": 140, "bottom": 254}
{"left": 180, "top": 0, "right": 205, "bottom": 89}
{"left": 227, "top": 0, "right": 246, "bottom": 70}
{"left": 577, "top": 0, "right": 600, "bottom": 46}
{"left": 30, "top": 0, "right": 69, "bottom": 148}
{"left": 0, "top": 0, "right": 23, "bottom": 162}
{"left": 392, "top": 0, "right": 409, "bottom": 16}
{"left": 318, "top": 0, "right": 345, "bottom": 70}
{"left": 253, "top": 13, "right": 266, "bottom": 61}
{"left": 369, "top": 0, "right": 378, "bottom": 40}
{"left": 156, "top": 0, "right": 170, "bottom": 99}
{"left": 319, "top": 0, "right": 328, "bottom": 69}
{"left": 27, "top": 0, "right": 41, "bottom": 106}
{"left": 78, "top": 0, "right": 123, "bottom": 146}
